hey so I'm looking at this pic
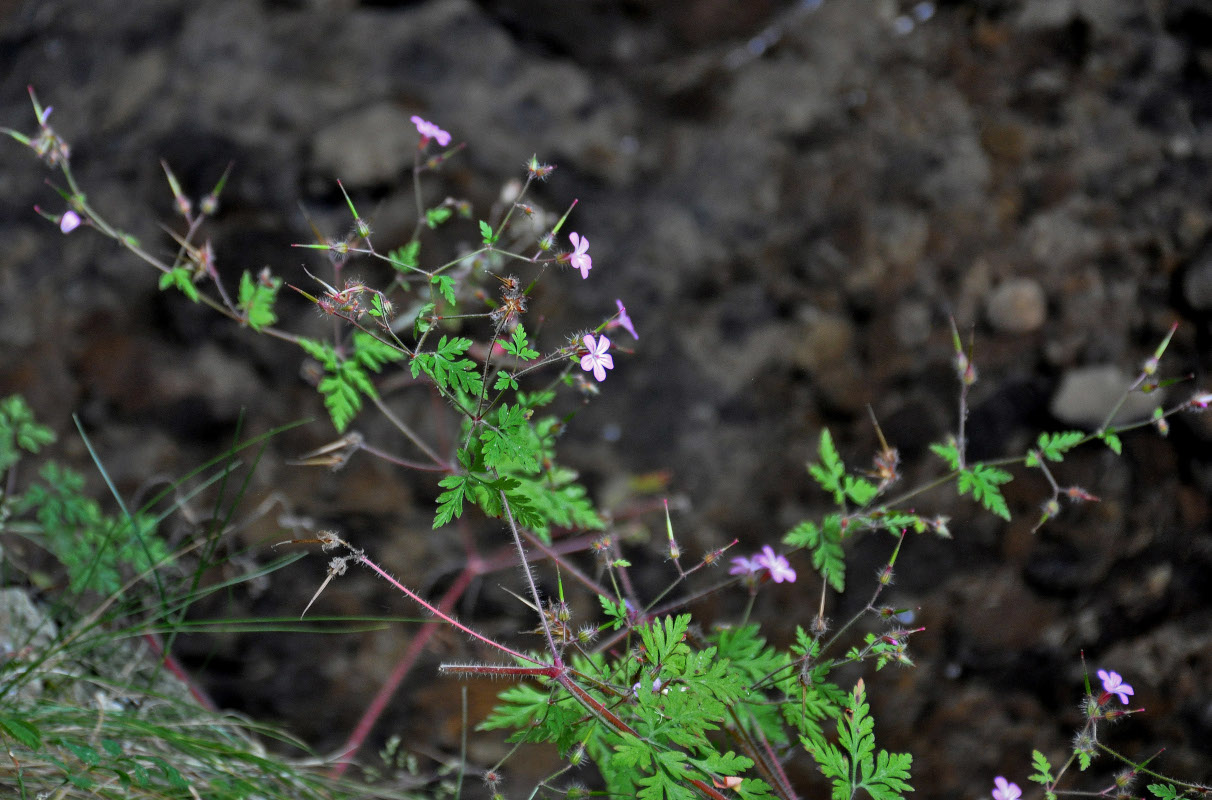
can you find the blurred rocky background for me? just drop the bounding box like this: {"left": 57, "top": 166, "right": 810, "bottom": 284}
{"left": 2, "top": 0, "right": 1211, "bottom": 797}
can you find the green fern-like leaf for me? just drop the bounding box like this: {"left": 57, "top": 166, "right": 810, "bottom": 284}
{"left": 1025, "top": 431, "right": 1085, "bottom": 467}
{"left": 480, "top": 404, "right": 538, "bottom": 472}
{"left": 388, "top": 241, "right": 421, "bottom": 273}
{"left": 158, "top": 266, "right": 200, "bottom": 302}
{"left": 805, "top": 680, "right": 912, "bottom": 800}
{"left": 784, "top": 514, "right": 846, "bottom": 592}
{"left": 0, "top": 394, "right": 56, "bottom": 472}
{"left": 298, "top": 335, "right": 401, "bottom": 432}
{"left": 808, "top": 429, "right": 846, "bottom": 504}
{"left": 929, "top": 439, "right": 960, "bottom": 470}
{"left": 433, "top": 474, "right": 471, "bottom": 528}
{"left": 431, "top": 274, "right": 456, "bottom": 306}
{"left": 501, "top": 324, "right": 540, "bottom": 361}
{"left": 957, "top": 463, "right": 1012, "bottom": 521}
{"left": 638, "top": 615, "right": 692, "bottom": 670}
{"left": 353, "top": 331, "right": 405, "bottom": 371}
{"left": 17, "top": 463, "right": 168, "bottom": 594}
{"left": 237, "top": 270, "right": 281, "bottom": 331}
{"left": 410, "top": 335, "right": 483, "bottom": 397}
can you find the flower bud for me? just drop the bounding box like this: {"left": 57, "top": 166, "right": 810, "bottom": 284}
{"left": 59, "top": 210, "right": 81, "bottom": 234}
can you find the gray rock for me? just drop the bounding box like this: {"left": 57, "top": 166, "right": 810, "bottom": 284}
{"left": 311, "top": 103, "right": 419, "bottom": 188}
{"left": 986, "top": 278, "right": 1047, "bottom": 333}
{"left": 1182, "top": 248, "right": 1212, "bottom": 310}
{"left": 1050, "top": 365, "right": 1159, "bottom": 428}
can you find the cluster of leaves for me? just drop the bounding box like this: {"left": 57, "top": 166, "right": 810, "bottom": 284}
{"left": 783, "top": 430, "right": 918, "bottom": 593}
{"left": 481, "top": 616, "right": 894, "bottom": 799}
{"left": 299, "top": 332, "right": 406, "bottom": 433}
{"left": 427, "top": 324, "right": 604, "bottom": 539}
{"left": 0, "top": 396, "right": 168, "bottom": 595}
{"left": 803, "top": 680, "right": 912, "bottom": 800}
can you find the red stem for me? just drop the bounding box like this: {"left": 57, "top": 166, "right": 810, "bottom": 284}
{"left": 140, "top": 632, "right": 216, "bottom": 711}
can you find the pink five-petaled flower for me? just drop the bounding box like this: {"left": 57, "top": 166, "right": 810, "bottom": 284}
{"left": 410, "top": 115, "right": 451, "bottom": 147}
{"left": 580, "top": 334, "right": 613, "bottom": 382}
{"left": 992, "top": 776, "right": 1021, "bottom": 800}
{"left": 729, "top": 555, "right": 762, "bottom": 577}
{"left": 614, "top": 298, "right": 639, "bottom": 340}
{"left": 569, "top": 232, "right": 592, "bottom": 279}
{"left": 754, "top": 545, "right": 796, "bottom": 583}
{"left": 59, "top": 210, "right": 81, "bottom": 234}
{"left": 1097, "top": 669, "right": 1134, "bottom": 705}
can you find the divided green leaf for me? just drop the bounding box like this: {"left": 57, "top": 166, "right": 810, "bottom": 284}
{"left": 784, "top": 514, "right": 846, "bottom": 592}
{"left": 804, "top": 681, "right": 912, "bottom": 800}
{"left": 501, "top": 324, "right": 540, "bottom": 361}
{"left": 157, "top": 266, "right": 200, "bottom": 302}
{"left": 1025, "top": 431, "right": 1085, "bottom": 467}
{"left": 808, "top": 429, "right": 847, "bottom": 504}
{"left": 410, "top": 335, "right": 483, "bottom": 397}
{"left": 237, "top": 269, "right": 282, "bottom": 331}
{"left": 956, "top": 463, "right": 1012, "bottom": 521}
{"left": 388, "top": 241, "right": 421, "bottom": 273}
{"left": 0, "top": 394, "right": 55, "bottom": 472}
{"left": 431, "top": 274, "right": 456, "bottom": 306}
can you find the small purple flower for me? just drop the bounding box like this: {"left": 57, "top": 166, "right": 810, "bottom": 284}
{"left": 580, "top": 334, "right": 613, "bottom": 382}
{"left": 754, "top": 545, "right": 796, "bottom": 583}
{"left": 59, "top": 210, "right": 81, "bottom": 234}
{"left": 729, "top": 555, "right": 762, "bottom": 577}
{"left": 1097, "top": 669, "right": 1134, "bottom": 705}
{"left": 992, "top": 776, "right": 1021, "bottom": 800}
{"left": 569, "top": 232, "right": 592, "bottom": 279}
{"left": 410, "top": 115, "right": 451, "bottom": 147}
{"left": 1189, "top": 391, "right": 1212, "bottom": 410}
{"left": 614, "top": 298, "right": 639, "bottom": 340}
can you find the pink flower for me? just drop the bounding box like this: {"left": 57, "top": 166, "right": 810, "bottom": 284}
{"left": 410, "top": 115, "right": 451, "bottom": 147}
{"left": 1097, "top": 669, "right": 1134, "bottom": 705}
{"left": 754, "top": 545, "right": 796, "bottom": 583}
{"left": 1189, "top": 391, "right": 1212, "bottom": 410}
{"left": 613, "top": 298, "right": 639, "bottom": 340}
{"left": 580, "top": 334, "right": 613, "bottom": 382}
{"left": 992, "top": 776, "right": 1021, "bottom": 800}
{"left": 59, "top": 210, "right": 81, "bottom": 234}
{"left": 569, "top": 232, "right": 592, "bottom": 279}
{"left": 729, "top": 555, "right": 762, "bottom": 576}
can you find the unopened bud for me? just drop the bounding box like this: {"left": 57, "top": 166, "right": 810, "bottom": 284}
{"left": 59, "top": 210, "right": 81, "bottom": 234}
{"left": 525, "top": 155, "right": 556, "bottom": 180}
{"left": 878, "top": 565, "right": 894, "bottom": 586}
